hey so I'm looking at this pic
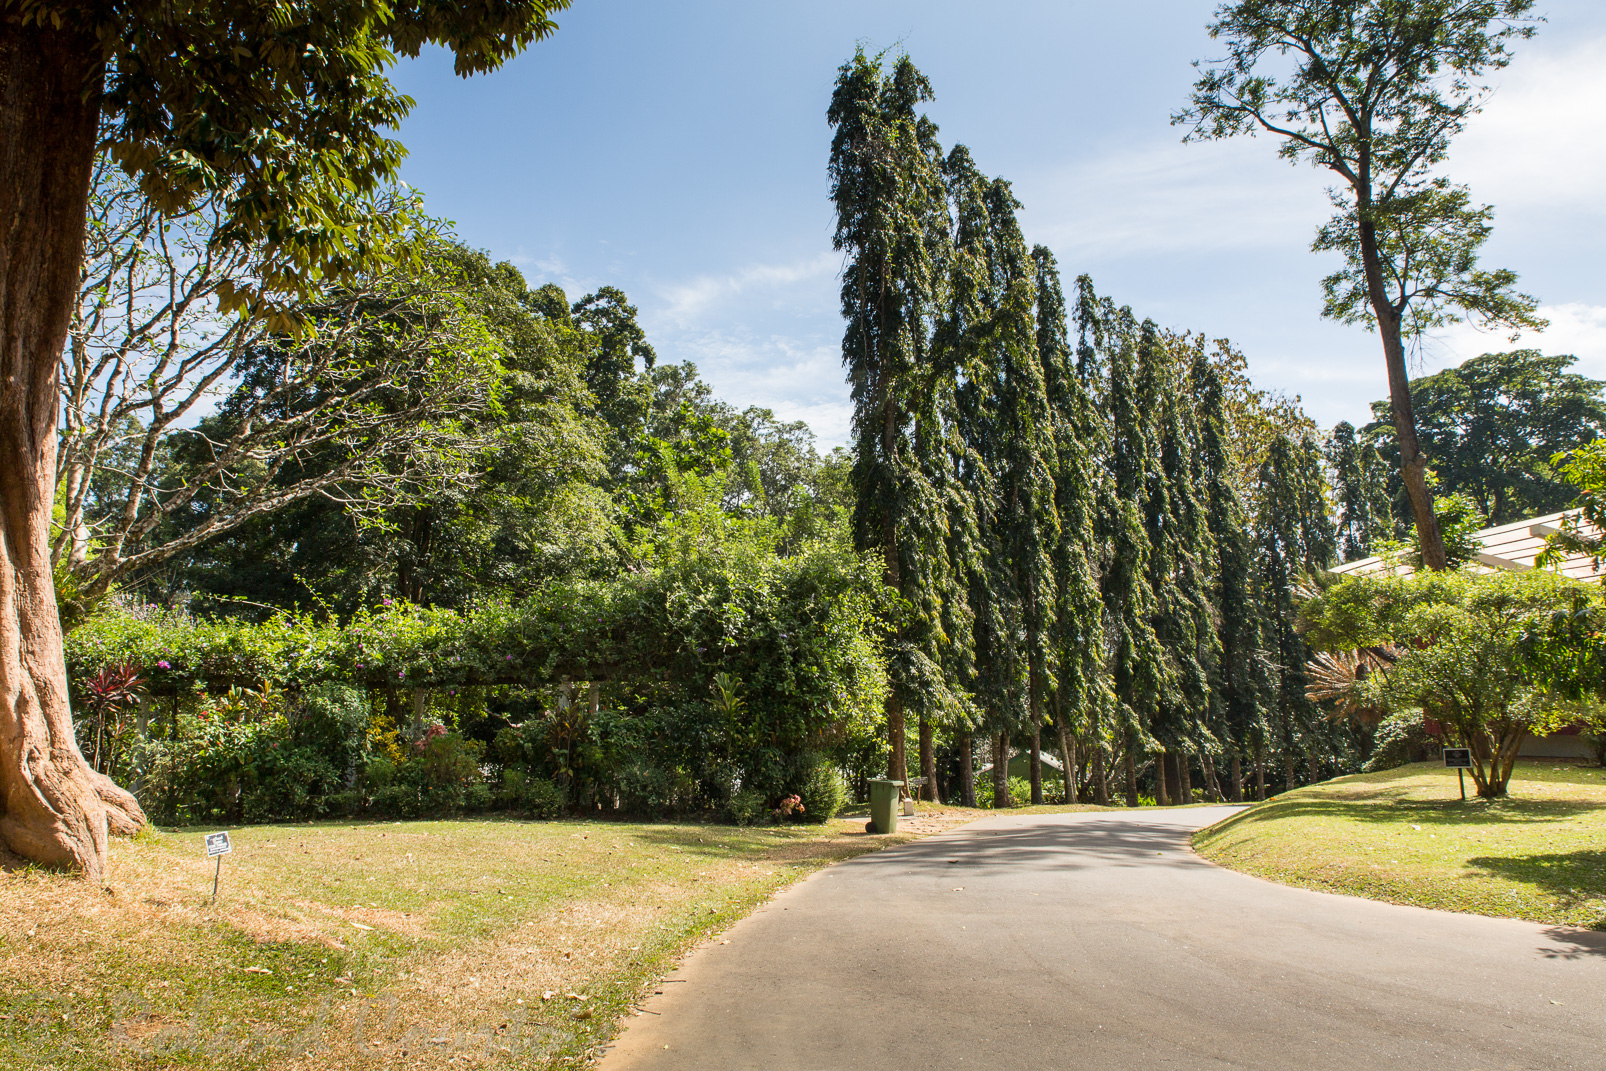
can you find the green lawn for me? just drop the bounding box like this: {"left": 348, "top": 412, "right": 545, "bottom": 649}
{"left": 1194, "top": 760, "right": 1606, "bottom": 927}
{"left": 0, "top": 812, "right": 948, "bottom": 1071}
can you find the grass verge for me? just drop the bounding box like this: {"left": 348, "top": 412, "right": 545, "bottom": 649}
{"left": 0, "top": 809, "right": 964, "bottom": 1071}
{"left": 1194, "top": 760, "right": 1606, "bottom": 927}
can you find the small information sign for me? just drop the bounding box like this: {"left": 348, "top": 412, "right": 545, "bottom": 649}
{"left": 204, "top": 831, "right": 233, "bottom": 857}
{"left": 1442, "top": 748, "right": 1473, "bottom": 769}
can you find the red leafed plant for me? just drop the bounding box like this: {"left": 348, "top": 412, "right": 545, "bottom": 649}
{"left": 78, "top": 663, "right": 145, "bottom": 775}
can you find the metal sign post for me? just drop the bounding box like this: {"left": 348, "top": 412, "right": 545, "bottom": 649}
{"left": 1442, "top": 748, "right": 1473, "bottom": 801}
{"left": 204, "top": 831, "right": 232, "bottom": 901}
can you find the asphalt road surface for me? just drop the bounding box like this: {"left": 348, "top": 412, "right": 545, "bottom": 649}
{"left": 602, "top": 806, "right": 1606, "bottom": 1071}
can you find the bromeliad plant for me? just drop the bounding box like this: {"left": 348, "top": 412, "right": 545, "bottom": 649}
{"left": 1301, "top": 569, "right": 1606, "bottom": 798}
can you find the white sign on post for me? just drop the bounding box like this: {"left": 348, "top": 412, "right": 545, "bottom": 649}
{"left": 204, "top": 831, "right": 232, "bottom": 902}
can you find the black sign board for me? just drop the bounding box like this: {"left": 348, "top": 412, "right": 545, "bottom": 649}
{"left": 204, "top": 831, "right": 233, "bottom": 857}
{"left": 1442, "top": 748, "right": 1473, "bottom": 769}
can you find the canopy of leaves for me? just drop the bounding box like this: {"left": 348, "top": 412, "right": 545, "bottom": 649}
{"left": 1366, "top": 351, "right": 1606, "bottom": 524}
{"left": 1300, "top": 569, "right": 1605, "bottom": 795}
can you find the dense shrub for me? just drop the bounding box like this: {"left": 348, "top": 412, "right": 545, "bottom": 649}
{"left": 497, "top": 766, "right": 566, "bottom": 818}
{"left": 975, "top": 776, "right": 1031, "bottom": 809}
{"left": 1363, "top": 710, "right": 1437, "bottom": 772}
{"left": 724, "top": 789, "right": 769, "bottom": 826}
{"left": 796, "top": 761, "right": 848, "bottom": 823}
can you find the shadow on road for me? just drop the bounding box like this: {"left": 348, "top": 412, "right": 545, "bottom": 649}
{"left": 853, "top": 813, "right": 1218, "bottom": 878}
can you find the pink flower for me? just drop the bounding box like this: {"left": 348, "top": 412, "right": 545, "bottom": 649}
{"left": 156, "top": 660, "right": 171, "bottom": 670}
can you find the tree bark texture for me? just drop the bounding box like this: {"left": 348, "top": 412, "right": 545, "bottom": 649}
{"left": 1028, "top": 713, "right": 1043, "bottom": 806}
{"left": 1230, "top": 753, "right": 1244, "bottom": 803}
{"left": 918, "top": 715, "right": 937, "bottom": 802}
{"left": 957, "top": 730, "right": 975, "bottom": 807}
{"left": 0, "top": 23, "right": 145, "bottom": 880}
{"left": 886, "top": 693, "right": 908, "bottom": 797}
{"left": 1178, "top": 751, "right": 1192, "bottom": 804}
{"left": 1123, "top": 746, "right": 1138, "bottom": 808}
{"left": 1255, "top": 752, "right": 1267, "bottom": 802}
{"left": 1094, "top": 745, "right": 1108, "bottom": 806}
{"left": 1056, "top": 721, "right": 1076, "bottom": 805}
{"left": 1357, "top": 219, "right": 1447, "bottom": 571}
{"left": 992, "top": 732, "right": 1009, "bottom": 808}
{"left": 1153, "top": 752, "right": 1169, "bottom": 807}
{"left": 1283, "top": 752, "right": 1298, "bottom": 796}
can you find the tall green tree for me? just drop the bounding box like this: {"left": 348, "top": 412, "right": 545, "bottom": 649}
{"left": 1177, "top": 0, "right": 1545, "bottom": 571}
{"left": 1194, "top": 352, "right": 1268, "bottom": 800}
{"left": 0, "top": 0, "right": 570, "bottom": 879}
{"left": 828, "top": 49, "right": 966, "bottom": 794}
{"left": 1366, "top": 351, "right": 1606, "bottom": 525}
{"left": 1142, "top": 334, "right": 1218, "bottom": 805}
{"left": 1101, "top": 314, "right": 1172, "bottom": 806}
{"left": 1326, "top": 421, "right": 1396, "bottom": 561}
{"left": 1035, "top": 249, "right": 1107, "bottom": 805}
{"left": 1254, "top": 433, "right": 1338, "bottom": 792}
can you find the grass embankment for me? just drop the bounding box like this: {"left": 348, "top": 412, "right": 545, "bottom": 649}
{"left": 0, "top": 809, "right": 961, "bottom": 1071}
{"left": 1195, "top": 760, "right": 1606, "bottom": 927}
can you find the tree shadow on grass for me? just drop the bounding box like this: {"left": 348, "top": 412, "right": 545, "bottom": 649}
{"left": 1466, "top": 850, "right": 1606, "bottom": 930}
{"left": 1207, "top": 795, "right": 1602, "bottom": 839}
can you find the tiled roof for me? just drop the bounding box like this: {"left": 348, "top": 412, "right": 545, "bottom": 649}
{"left": 1330, "top": 509, "right": 1605, "bottom": 581}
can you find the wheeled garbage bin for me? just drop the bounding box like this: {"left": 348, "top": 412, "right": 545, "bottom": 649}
{"left": 868, "top": 778, "right": 904, "bottom": 834}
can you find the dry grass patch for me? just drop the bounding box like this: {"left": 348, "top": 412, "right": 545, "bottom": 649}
{"left": 1194, "top": 760, "right": 1606, "bottom": 927}
{"left": 0, "top": 814, "right": 944, "bottom": 1070}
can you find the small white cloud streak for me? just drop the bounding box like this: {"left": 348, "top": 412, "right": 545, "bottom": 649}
{"left": 1424, "top": 302, "right": 1606, "bottom": 377}
{"left": 653, "top": 251, "right": 840, "bottom": 328}
{"left": 1019, "top": 138, "right": 1327, "bottom": 261}
{"left": 641, "top": 252, "right": 853, "bottom": 449}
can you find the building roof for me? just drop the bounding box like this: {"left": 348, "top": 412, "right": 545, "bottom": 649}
{"left": 1329, "top": 509, "right": 1605, "bottom": 582}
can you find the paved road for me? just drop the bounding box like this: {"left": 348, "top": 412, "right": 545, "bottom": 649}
{"left": 603, "top": 806, "right": 1606, "bottom": 1071}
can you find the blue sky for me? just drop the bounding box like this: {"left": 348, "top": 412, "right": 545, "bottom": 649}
{"left": 390, "top": 1, "right": 1606, "bottom": 448}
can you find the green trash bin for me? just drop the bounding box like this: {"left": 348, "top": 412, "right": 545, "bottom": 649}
{"left": 868, "top": 778, "right": 904, "bottom": 834}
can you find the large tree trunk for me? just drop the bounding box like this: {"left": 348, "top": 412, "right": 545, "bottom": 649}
{"left": 887, "top": 693, "right": 908, "bottom": 797}
{"left": 1123, "top": 745, "right": 1138, "bottom": 807}
{"left": 1254, "top": 747, "right": 1266, "bottom": 802}
{"left": 1178, "top": 750, "right": 1192, "bottom": 805}
{"left": 1094, "top": 744, "right": 1108, "bottom": 806}
{"left": 992, "top": 732, "right": 1010, "bottom": 808}
{"left": 1028, "top": 711, "right": 1043, "bottom": 806}
{"left": 918, "top": 715, "right": 938, "bottom": 802}
{"left": 1056, "top": 719, "right": 1076, "bottom": 805}
{"left": 1153, "top": 751, "right": 1170, "bottom": 806}
{"left": 957, "top": 730, "right": 975, "bottom": 807}
{"left": 1230, "top": 752, "right": 1244, "bottom": 803}
{"left": 1356, "top": 218, "right": 1447, "bottom": 571}
{"left": 0, "top": 24, "right": 144, "bottom": 881}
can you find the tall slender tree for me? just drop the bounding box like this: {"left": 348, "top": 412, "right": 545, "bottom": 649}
{"left": 1326, "top": 421, "right": 1394, "bottom": 561}
{"left": 1177, "top": 0, "right": 1545, "bottom": 571}
{"left": 829, "top": 49, "right": 966, "bottom": 795}
{"left": 1195, "top": 353, "right": 1269, "bottom": 801}
{"left": 1035, "top": 249, "right": 1107, "bottom": 805}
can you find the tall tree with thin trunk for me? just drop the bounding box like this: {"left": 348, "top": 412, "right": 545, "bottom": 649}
{"left": 1097, "top": 308, "right": 1171, "bottom": 807}
{"left": 1035, "top": 249, "right": 1107, "bottom": 807}
{"left": 0, "top": 0, "right": 569, "bottom": 879}
{"left": 1176, "top": 0, "right": 1545, "bottom": 571}
{"left": 829, "top": 49, "right": 966, "bottom": 795}
{"left": 1195, "top": 352, "right": 1270, "bottom": 802}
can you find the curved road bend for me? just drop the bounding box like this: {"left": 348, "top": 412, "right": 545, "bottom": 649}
{"left": 603, "top": 806, "right": 1606, "bottom": 1071}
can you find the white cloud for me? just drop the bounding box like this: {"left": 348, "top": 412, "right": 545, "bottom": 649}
{"left": 1423, "top": 302, "right": 1606, "bottom": 377}
{"left": 1454, "top": 36, "right": 1606, "bottom": 216}
{"left": 652, "top": 252, "right": 840, "bottom": 328}
{"left": 639, "top": 252, "right": 854, "bottom": 448}
{"left": 1017, "top": 137, "right": 1329, "bottom": 262}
